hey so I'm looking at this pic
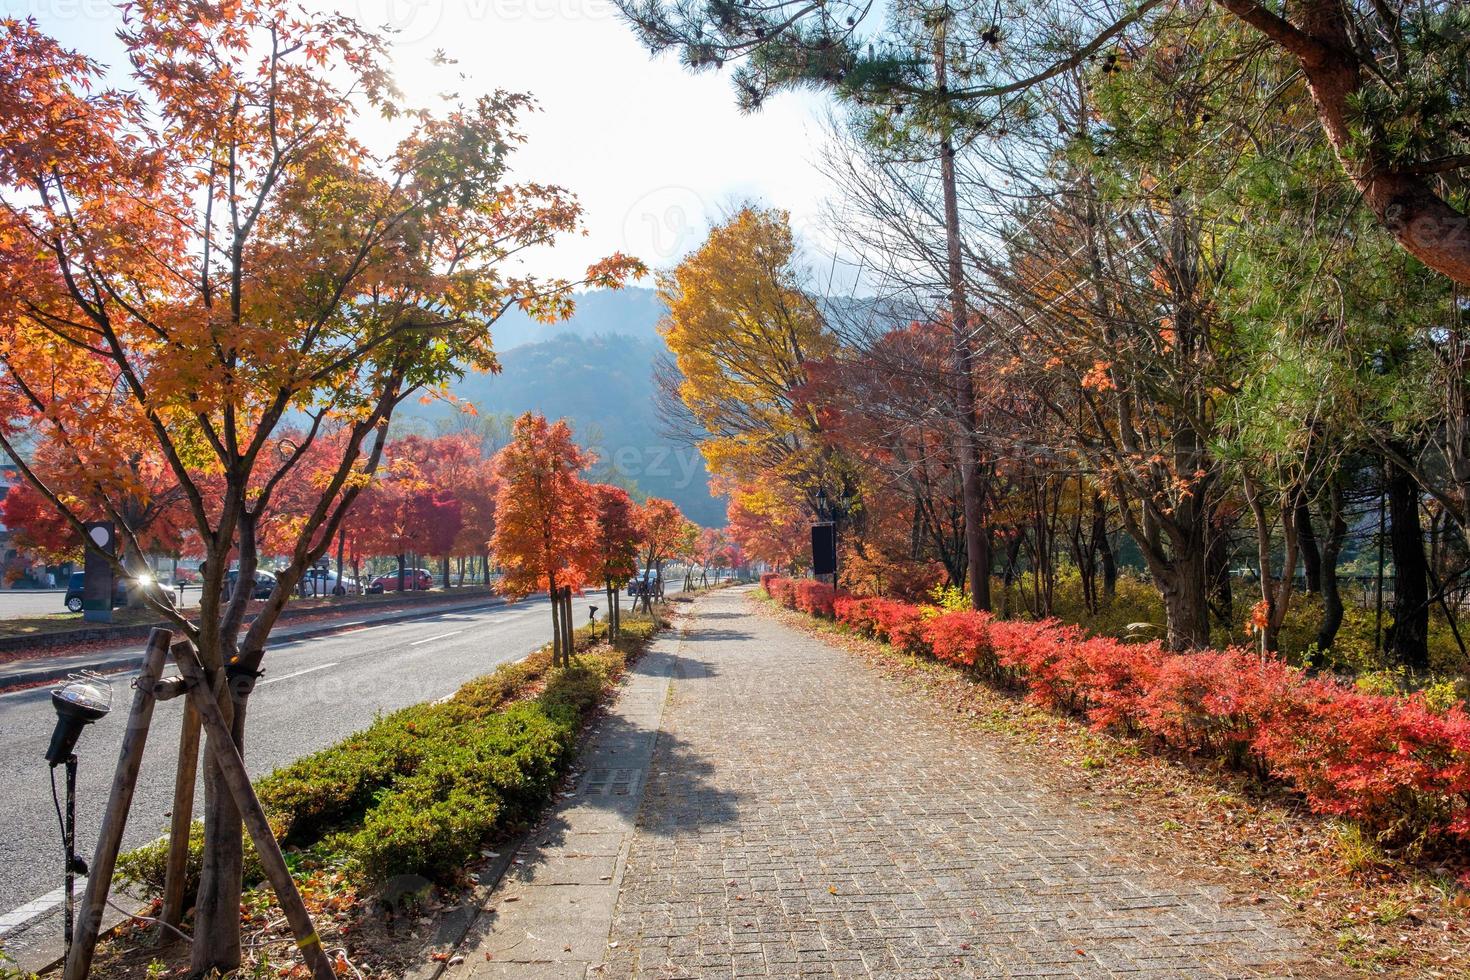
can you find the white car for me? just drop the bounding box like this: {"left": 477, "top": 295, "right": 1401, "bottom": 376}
{"left": 300, "top": 570, "right": 358, "bottom": 596}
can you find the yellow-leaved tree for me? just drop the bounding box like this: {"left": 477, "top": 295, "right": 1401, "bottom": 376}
{"left": 657, "top": 206, "right": 837, "bottom": 512}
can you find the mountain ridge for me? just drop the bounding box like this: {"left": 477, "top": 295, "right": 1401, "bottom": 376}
{"left": 397, "top": 289, "right": 726, "bottom": 526}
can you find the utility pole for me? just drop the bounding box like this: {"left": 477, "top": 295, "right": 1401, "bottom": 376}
{"left": 933, "top": 8, "right": 990, "bottom": 610}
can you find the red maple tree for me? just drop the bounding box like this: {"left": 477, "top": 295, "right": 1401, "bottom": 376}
{"left": 490, "top": 413, "right": 598, "bottom": 663}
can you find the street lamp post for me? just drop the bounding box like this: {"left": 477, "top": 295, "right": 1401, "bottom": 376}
{"left": 44, "top": 672, "right": 112, "bottom": 951}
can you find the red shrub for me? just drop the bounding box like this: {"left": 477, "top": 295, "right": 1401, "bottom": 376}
{"left": 868, "top": 599, "right": 929, "bottom": 655}
{"left": 1132, "top": 648, "right": 1291, "bottom": 764}
{"left": 789, "top": 587, "right": 1470, "bottom": 847}
{"left": 759, "top": 572, "right": 780, "bottom": 594}
{"left": 795, "top": 580, "right": 838, "bottom": 618}
{"left": 768, "top": 577, "right": 799, "bottom": 609}
{"left": 833, "top": 595, "right": 870, "bottom": 632}
{"left": 1253, "top": 683, "right": 1470, "bottom": 839}
{"left": 922, "top": 610, "right": 992, "bottom": 671}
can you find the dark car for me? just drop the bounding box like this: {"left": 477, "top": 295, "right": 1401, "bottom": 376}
{"left": 225, "top": 568, "right": 278, "bottom": 600}
{"left": 367, "top": 569, "right": 434, "bottom": 593}
{"left": 65, "top": 571, "right": 178, "bottom": 613}
{"left": 627, "top": 569, "right": 661, "bottom": 598}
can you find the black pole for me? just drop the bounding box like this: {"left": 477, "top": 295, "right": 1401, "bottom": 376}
{"left": 63, "top": 753, "right": 78, "bottom": 951}
{"left": 1375, "top": 483, "right": 1387, "bottom": 655}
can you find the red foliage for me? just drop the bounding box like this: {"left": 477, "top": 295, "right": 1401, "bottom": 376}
{"left": 830, "top": 593, "right": 931, "bottom": 655}
{"left": 589, "top": 484, "right": 641, "bottom": 586}
{"left": 789, "top": 585, "right": 1470, "bottom": 848}
{"left": 490, "top": 413, "right": 598, "bottom": 597}
{"left": 794, "top": 580, "right": 837, "bottom": 618}
{"left": 0, "top": 481, "right": 78, "bottom": 561}
{"left": 922, "top": 610, "right": 992, "bottom": 669}
{"left": 766, "top": 576, "right": 798, "bottom": 609}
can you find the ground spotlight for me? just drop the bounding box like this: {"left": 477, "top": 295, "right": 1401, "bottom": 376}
{"left": 46, "top": 671, "right": 112, "bottom": 766}
{"left": 44, "top": 671, "right": 112, "bottom": 951}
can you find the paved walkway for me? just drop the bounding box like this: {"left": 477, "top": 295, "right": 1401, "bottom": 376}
{"left": 456, "top": 588, "right": 1316, "bottom": 979}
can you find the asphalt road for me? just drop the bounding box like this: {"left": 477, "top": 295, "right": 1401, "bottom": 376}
{"left": 0, "top": 590, "right": 75, "bottom": 619}
{"left": 0, "top": 586, "right": 204, "bottom": 620}
{"left": 0, "top": 587, "right": 636, "bottom": 954}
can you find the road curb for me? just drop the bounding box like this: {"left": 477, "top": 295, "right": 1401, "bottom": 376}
{"left": 0, "top": 597, "right": 509, "bottom": 690}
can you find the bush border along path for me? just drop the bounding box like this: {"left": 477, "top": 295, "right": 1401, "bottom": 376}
{"left": 761, "top": 574, "right": 1470, "bottom": 867}
{"left": 757, "top": 580, "right": 1470, "bottom": 975}
{"left": 73, "top": 608, "right": 671, "bottom": 980}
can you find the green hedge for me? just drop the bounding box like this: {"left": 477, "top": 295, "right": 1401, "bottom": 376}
{"left": 114, "top": 819, "right": 265, "bottom": 909}
{"left": 256, "top": 648, "right": 559, "bottom": 847}
{"left": 119, "top": 612, "right": 664, "bottom": 898}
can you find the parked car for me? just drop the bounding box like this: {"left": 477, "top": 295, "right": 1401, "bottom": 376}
{"left": 298, "top": 569, "right": 358, "bottom": 596}
{"left": 627, "top": 569, "right": 662, "bottom": 598}
{"left": 367, "top": 568, "right": 434, "bottom": 593}
{"left": 64, "top": 571, "right": 178, "bottom": 613}
{"left": 225, "top": 568, "right": 278, "bottom": 600}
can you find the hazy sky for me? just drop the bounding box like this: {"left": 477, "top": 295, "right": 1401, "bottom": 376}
{"left": 22, "top": 0, "right": 857, "bottom": 291}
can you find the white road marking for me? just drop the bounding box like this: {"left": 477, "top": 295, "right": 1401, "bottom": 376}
{"left": 258, "top": 662, "right": 338, "bottom": 685}
{"left": 0, "top": 882, "right": 79, "bottom": 937}
{"left": 409, "top": 630, "right": 465, "bottom": 646}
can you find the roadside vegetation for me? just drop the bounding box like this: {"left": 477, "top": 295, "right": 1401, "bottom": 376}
{"left": 68, "top": 607, "right": 670, "bottom": 980}
{"left": 759, "top": 582, "right": 1470, "bottom": 975}
{"left": 764, "top": 576, "right": 1470, "bottom": 871}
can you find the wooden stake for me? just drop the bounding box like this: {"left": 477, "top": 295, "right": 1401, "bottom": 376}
{"left": 159, "top": 688, "right": 201, "bottom": 933}
{"left": 173, "top": 645, "right": 334, "bottom": 980}
{"left": 63, "top": 629, "right": 172, "bottom": 980}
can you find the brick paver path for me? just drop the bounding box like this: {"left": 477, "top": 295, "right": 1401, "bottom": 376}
{"left": 599, "top": 588, "right": 1315, "bottom": 979}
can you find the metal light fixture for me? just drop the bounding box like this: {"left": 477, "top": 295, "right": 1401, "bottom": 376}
{"left": 45, "top": 671, "right": 111, "bottom": 952}
{"left": 588, "top": 605, "right": 599, "bottom": 641}
{"left": 46, "top": 672, "right": 112, "bottom": 766}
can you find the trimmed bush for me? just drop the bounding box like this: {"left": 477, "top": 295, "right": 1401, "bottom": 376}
{"left": 343, "top": 699, "right": 574, "bottom": 881}
{"left": 122, "top": 614, "right": 661, "bottom": 896}
{"left": 114, "top": 820, "right": 265, "bottom": 906}
{"left": 809, "top": 586, "right": 1470, "bottom": 848}
{"left": 767, "top": 577, "right": 798, "bottom": 609}
{"left": 794, "top": 580, "right": 837, "bottom": 618}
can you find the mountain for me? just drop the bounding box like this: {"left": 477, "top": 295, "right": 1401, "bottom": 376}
{"left": 396, "top": 288, "right": 727, "bottom": 526}
{"left": 486, "top": 286, "right": 667, "bottom": 350}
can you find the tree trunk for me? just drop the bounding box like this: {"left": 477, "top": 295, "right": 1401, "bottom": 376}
{"left": 1096, "top": 497, "right": 1117, "bottom": 601}
{"left": 1205, "top": 520, "right": 1234, "bottom": 628}
{"left": 1314, "top": 478, "right": 1349, "bottom": 659}
{"left": 932, "top": 28, "right": 990, "bottom": 613}
{"left": 1296, "top": 490, "right": 1322, "bottom": 594}
{"left": 1159, "top": 554, "right": 1211, "bottom": 651}
{"left": 1385, "top": 454, "right": 1430, "bottom": 670}
{"left": 548, "top": 573, "right": 562, "bottom": 667}
{"left": 1214, "top": 0, "right": 1470, "bottom": 287}
{"left": 605, "top": 583, "right": 615, "bottom": 641}
{"left": 191, "top": 672, "right": 244, "bottom": 975}
{"left": 560, "top": 587, "right": 574, "bottom": 660}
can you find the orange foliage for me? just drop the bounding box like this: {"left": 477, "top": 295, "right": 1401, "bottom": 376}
{"left": 489, "top": 413, "right": 598, "bottom": 597}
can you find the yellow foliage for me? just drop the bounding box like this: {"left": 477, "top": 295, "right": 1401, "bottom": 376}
{"left": 657, "top": 206, "right": 834, "bottom": 487}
